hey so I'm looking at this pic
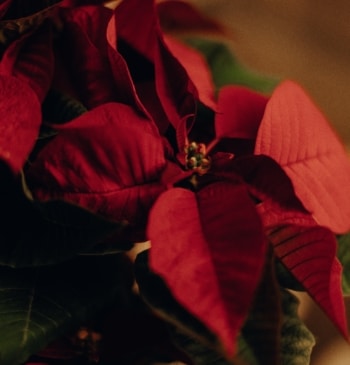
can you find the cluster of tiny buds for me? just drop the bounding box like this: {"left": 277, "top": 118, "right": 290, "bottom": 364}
{"left": 184, "top": 141, "right": 211, "bottom": 175}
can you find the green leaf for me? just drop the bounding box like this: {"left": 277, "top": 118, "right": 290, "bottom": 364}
{"left": 280, "top": 290, "right": 315, "bottom": 365}
{"left": 182, "top": 38, "right": 279, "bottom": 94}
{"left": 0, "top": 164, "right": 126, "bottom": 267}
{"left": 169, "top": 325, "right": 257, "bottom": 365}
{"left": 337, "top": 233, "right": 350, "bottom": 294}
{"left": 0, "top": 254, "right": 132, "bottom": 365}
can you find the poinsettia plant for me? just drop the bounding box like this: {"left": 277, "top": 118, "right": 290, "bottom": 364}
{"left": 0, "top": 0, "right": 349, "bottom": 364}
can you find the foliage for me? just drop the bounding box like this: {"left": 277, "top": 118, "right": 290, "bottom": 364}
{"left": 0, "top": 0, "right": 349, "bottom": 364}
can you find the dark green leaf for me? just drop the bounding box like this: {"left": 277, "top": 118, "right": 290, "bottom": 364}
{"left": 183, "top": 38, "right": 279, "bottom": 94}
{"left": 0, "top": 163, "right": 126, "bottom": 267}
{"left": 337, "top": 234, "right": 350, "bottom": 294}
{"left": 0, "top": 254, "right": 133, "bottom": 365}
{"left": 169, "top": 326, "right": 256, "bottom": 365}
{"left": 280, "top": 290, "right": 315, "bottom": 365}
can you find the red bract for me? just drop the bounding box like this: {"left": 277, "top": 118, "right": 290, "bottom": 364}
{"left": 27, "top": 103, "right": 166, "bottom": 235}
{"left": 164, "top": 34, "right": 217, "bottom": 112}
{"left": 57, "top": 5, "right": 122, "bottom": 109}
{"left": 234, "top": 156, "right": 348, "bottom": 340}
{"left": 0, "top": 20, "right": 54, "bottom": 173}
{"left": 255, "top": 80, "right": 350, "bottom": 233}
{"left": 215, "top": 85, "right": 268, "bottom": 140}
{"left": 259, "top": 204, "right": 348, "bottom": 339}
{"left": 0, "top": 75, "right": 41, "bottom": 173}
{"left": 148, "top": 181, "right": 266, "bottom": 356}
{"left": 116, "top": 0, "right": 216, "bottom": 137}
{"left": 0, "top": 23, "right": 54, "bottom": 102}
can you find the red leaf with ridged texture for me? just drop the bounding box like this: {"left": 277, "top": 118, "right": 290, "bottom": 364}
{"left": 255, "top": 80, "right": 350, "bottom": 233}
{"left": 27, "top": 103, "right": 166, "bottom": 232}
{"left": 0, "top": 23, "right": 54, "bottom": 102}
{"left": 258, "top": 203, "right": 349, "bottom": 340}
{"left": 116, "top": 0, "right": 210, "bottom": 142}
{"left": 0, "top": 75, "right": 41, "bottom": 173}
{"left": 216, "top": 85, "right": 268, "bottom": 139}
{"left": 59, "top": 6, "right": 121, "bottom": 108}
{"left": 106, "top": 11, "right": 170, "bottom": 135}
{"left": 148, "top": 181, "right": 266, "bottom": 356}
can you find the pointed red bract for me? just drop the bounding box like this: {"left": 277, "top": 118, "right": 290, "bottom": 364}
{"left": 255, "top": 80, "right": 350, "bottom": 233}
{"left": 258, "top": 204, "right": 349, "bottom": 340}
{"left": 0, "top": 24, "right": 54, "bottom": 102}
{"left": 164, "top": 35, "right": 217, "bottom": 111}
{"left": 116, "top": 0, "right": 209, "bottom": 142}
{"left": 59, "top": 6, "right": 121, "bottom": 108}
{"left": 27, "top": 103, "right": 166, "bottom": 230}
{"left": 216, "top": 85, "right": 268, "bottom": 139}
{"left": 0, "top": 75, "right": 41, "bottom": 173}
{"left": 148, "top": 182, "right": 266, "bottom": 356}
{"left": 228, "top": 154, "right": 348, "bottom": 340}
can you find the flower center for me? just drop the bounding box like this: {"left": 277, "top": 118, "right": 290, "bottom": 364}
{"left": 184, "top": 142, "right": 211, "bottom": 175}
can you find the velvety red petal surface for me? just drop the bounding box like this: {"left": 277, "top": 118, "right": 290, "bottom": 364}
{"left": 28, "top": 103, "right": 166, "bottom": 226}
{"left": 216, "top": 85, "right": 268, "bottom": 139}
{"left": 255, "top": 80, "right": 350, "bottom": 233}
{"left": 59, "top": 6, "right": 120, "bottom": 108}
{"left": 148, "top": 181, "right": 266, "bottom": 356}
{"left": 258, "top": 204, "right": 349, "bottom": 341}
{"left": 0, "top": 24, "right": 54, "bottom": 102}
{"left": 0, "top": 75, "right": 41, "bottom": 173}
